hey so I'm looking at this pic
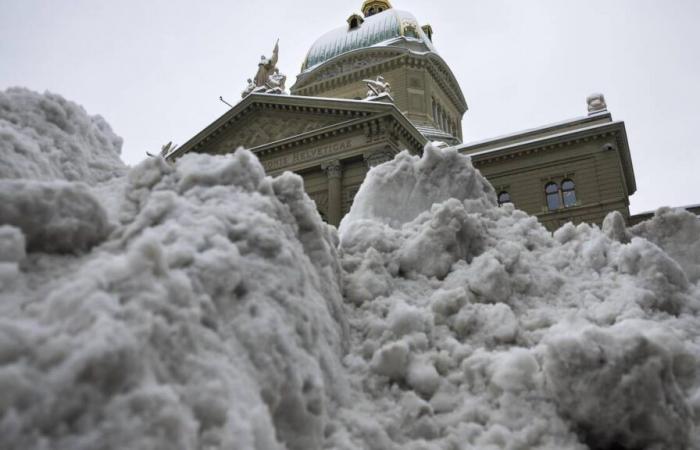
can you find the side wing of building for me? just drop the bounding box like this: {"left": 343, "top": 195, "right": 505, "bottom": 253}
{"left": 457, "top": 111, "right": 636, "bottom": 231}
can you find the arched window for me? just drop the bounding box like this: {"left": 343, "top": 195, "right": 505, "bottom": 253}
{"left": 498, "top": 191, "right": 512, "bottom": 206}
{"left": 562, "top": 179, "right": 577, "bottom": 207}
{"left": 545, "top": 182, "right": 560, "bottom": 211}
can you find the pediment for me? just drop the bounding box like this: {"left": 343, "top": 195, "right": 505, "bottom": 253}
{"left": 205, "top": 108, "right": 347, "bottom": 153}
{"left": 170, "top": 94, "right": 425, "bottom": 160}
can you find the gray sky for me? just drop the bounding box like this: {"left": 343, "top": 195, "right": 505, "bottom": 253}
{"left": 1, "top": 0, "right": 699, "bottom": 214}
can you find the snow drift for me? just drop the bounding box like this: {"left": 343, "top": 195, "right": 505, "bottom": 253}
{"left": 1, "top": 89, "right": 699, "bottom": 450}
{"left": 336, "top": 146, "right": 700, "bottom": 450}
{"left": 0, "top": 87, "right": 126, "bottom": 184}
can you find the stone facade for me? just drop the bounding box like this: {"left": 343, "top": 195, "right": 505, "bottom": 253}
{"left": 174, "top": 0, "right": 641, "bottom": 231}
{"left": 459, "top": 111, "right": 636, "bottom": 231}
{"left": 170, "top": 94, "right": 426, "bottom": 226}
{"left": 293, "top": 50, "right": 466, "bottom": 145}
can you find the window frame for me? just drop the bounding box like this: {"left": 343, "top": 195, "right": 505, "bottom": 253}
{"left": 561, "top": 179, "right": 577, "bottom": 208}
{"left": 497, "top": 191, "right": 512, "bottom": 206}
{"left": 545, "top": 182, "right": 561, "bottom": 211}
{"left": 544, "top": 178, "right": 578, "bottom": 211}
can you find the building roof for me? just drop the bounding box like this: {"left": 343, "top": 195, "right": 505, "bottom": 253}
{"left": 457, "top": 112, "right": 614, "bottom": 155}
{"left": 302, "top": 8, "right": 435, "bottom": 72}
{"left": 414, "top": 124, "right": 460, "bottom": 145}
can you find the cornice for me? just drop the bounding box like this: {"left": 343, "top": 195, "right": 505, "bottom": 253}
{"left": 469, "top": 122, "right": 626, "bottom": 165}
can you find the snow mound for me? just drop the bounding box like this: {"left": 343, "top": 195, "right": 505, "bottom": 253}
{"left": 0, "top": 146, "right": 348, "bottom": 450}
{"left": 631, "top": 207, "right": 700, "bottom": 284}
{"left": 0, "top": 179, "right": 112, "bottom": 253}
{"left": 340, "top": 146, "right": 495, "bottom": 231}
{"left": 335, "top": 143, "right": 700, "bottom": 449}
{"left": 0, "top": 87, "right": 126, "bottom": 184}
{"left": 1, "top": 92, "right": 700, "bottom": 450}
{"left": 542, "top": 322, "right": 692, "bottom": 450}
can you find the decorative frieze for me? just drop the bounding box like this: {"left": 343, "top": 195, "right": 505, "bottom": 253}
{"left": 261, "top": 138, "right": 356, "bottom": 172}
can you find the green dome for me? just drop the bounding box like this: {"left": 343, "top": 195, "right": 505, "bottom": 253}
{"left": 302, "top": 8, "right": 436, "bottom": 72}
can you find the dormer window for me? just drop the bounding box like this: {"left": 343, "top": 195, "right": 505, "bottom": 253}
{"left": 347, "top": 13, "right": 364, "bottom": 30}
{"left": 362, "top": 0, "right": 392, "bottom": 18}
{"left": 403, "top": 23, "right": 418, "bottom": 38}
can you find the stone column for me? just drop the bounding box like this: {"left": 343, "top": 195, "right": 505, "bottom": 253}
{"left": 322, "top": 160, "right": 343, "bottom": 226}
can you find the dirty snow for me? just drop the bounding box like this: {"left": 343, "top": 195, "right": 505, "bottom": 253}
{"left": 1, "top": 89, "right": 699, "bottom": 450}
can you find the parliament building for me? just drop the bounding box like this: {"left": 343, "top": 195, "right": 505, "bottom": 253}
{"left": 170, "top": 0, "right": 640, "bottom": 231}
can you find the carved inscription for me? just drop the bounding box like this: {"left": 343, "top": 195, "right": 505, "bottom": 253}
{"left": 262, "top": 139, "right": 354, "bottom": 171}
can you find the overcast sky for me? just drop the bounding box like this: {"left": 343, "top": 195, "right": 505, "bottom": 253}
{"left": 1, "top": 0, "right": 699, "bottom": 214}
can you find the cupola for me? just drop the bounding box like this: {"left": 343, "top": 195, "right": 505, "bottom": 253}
{"left": 362, "top": 0, "right": 392, "bottom": 17}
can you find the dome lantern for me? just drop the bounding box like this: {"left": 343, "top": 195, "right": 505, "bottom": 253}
{"left": 362, "top": 0, "right": 392, "bottom": 17}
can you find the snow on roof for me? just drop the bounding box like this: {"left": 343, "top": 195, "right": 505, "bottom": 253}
{"left": 457, "top": 112, "right": 613, "bottom": 154}
{"left": 457, "top": 119, "right": 621, "bottom": 159}
{"left": 302, "top": 8, "right": 436, "bottom": 72}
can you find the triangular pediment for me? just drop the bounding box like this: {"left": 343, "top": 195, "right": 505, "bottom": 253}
{"left": 171, "top": 94, "right": 393, "bottom": 158}
{"left": 206, "top": 107, "right": 348, "bottom": 152}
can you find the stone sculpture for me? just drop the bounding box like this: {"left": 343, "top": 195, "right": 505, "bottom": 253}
{"left": 364, "top": 76, "right": 391, "bottom": 98}
{"left": 242, "top": 40, "right": 288, "bottom": 98}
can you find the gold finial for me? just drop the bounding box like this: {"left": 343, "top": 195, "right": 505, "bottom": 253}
{"left": 362, "top": 0, "right": 392, "bottom": 17}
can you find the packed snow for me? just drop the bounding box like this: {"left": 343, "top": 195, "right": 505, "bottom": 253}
{"left": 1, "top": 89, "right": 699, "bottom": 450}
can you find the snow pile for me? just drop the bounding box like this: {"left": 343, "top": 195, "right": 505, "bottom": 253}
{"left": 0, "top": 90, "right": 348, "bottom": 449}
{"left": 630, "top": 207, "right": 700, "bottom": 284}
{"left": 1, "top": 90, "right": 700, "bottom": 450}
{"left": 0, "top": 148, "right": 350, "bottom": 450}
{"left": 0, "top": 88, "right": 127, "bottom": 253}
{"left": 0, "top": 180, "right": 112, "bottom": 253}
{"left": 0, "top": 87, "right": 125, "bottom": 184}
{"left": 335, "top": 145, "right": 700, "bottom": 449}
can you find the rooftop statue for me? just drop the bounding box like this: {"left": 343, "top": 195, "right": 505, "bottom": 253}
{"left": 364, "top": 75, "right": 392, "bottom": 98}
{"left": 267, "top": 68, "right": 287, "bottom": 94}
{"left": 255, "top": 40, "right": 279, "bottom": 86}
{"left": 242, "top": 40, "right": 288, "bottom": 98}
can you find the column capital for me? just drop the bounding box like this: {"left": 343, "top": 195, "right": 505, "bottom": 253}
{"left": 322, "top": 160, "right": 342, "bottom": 178}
